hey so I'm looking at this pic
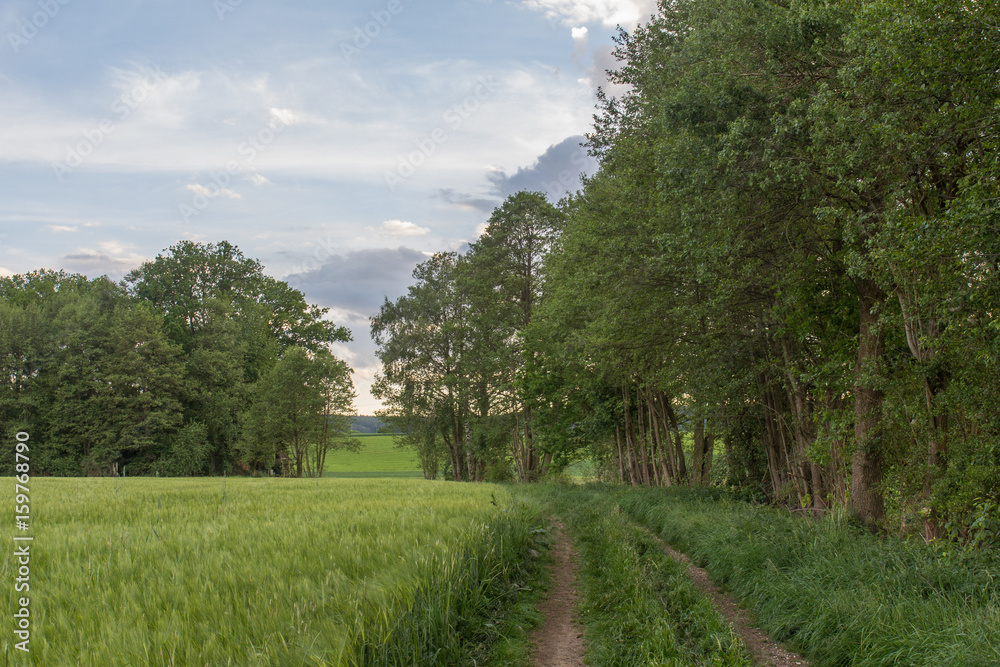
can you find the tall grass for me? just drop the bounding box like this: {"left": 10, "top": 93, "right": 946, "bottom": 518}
{"left": 1, "top": 478, "right": 538, "bottom": 666}
{"left": 515, "top": 484, "right": 754, "bottom": 667}
{"left": 616, "top": 485, "right": 1000, "bottom": 667}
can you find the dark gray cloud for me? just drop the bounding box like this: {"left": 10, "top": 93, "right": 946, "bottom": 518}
{"left": 486, "top": 135, "right": 598, "bottom": 202}
{"left": 286, "top": 246, "right": 426, "bottom": 321}
{"left": 284, "top": 247, "right": 430, "bottom": 411}
{"left": 434, "top": 135, "right": 600, "bottom": 216}
{"left": 435, "top": 188, "right": 498, "bottom": 214}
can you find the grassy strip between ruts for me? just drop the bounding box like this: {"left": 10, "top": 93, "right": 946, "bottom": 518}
{"left": 513, "top": 483, "right": 754, "bottom": 667}
{"left": 614, "top": 485, "right": 1000, "bottom": 667}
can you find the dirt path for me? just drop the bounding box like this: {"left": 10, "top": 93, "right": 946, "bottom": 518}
{"left": 648, "top": 531, "right": 811, "bottom": 667}
{"left": 530, "top": 520, "right": 586, "bottom": 667}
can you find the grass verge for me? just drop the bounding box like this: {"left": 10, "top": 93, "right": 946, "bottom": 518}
{"left": 616, "top": 485, "right": 1000, "bottom": 667}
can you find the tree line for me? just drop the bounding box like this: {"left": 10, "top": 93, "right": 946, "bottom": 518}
{"left": 373, "top": 0, "right": 1000, "bottom": 537}
{"left": 0, "top": 241, "right": 358, "bottom": 477}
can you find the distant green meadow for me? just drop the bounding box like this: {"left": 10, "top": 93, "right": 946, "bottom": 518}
{"left": 1, "top": 477, "right": 534, "bottom": 666}
{"left": 324, "top": 434, "right": 422, "bottom": 477}
{"left": 328, "top": 434, "right": 597, "bottom": 480}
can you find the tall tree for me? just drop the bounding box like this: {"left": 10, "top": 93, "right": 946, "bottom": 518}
{"left": 239, "top": 346, "right": 357, "bottom": 477}
{"left": 371, "top": 253, "right": 478, "bottom": 480}
{"left": 465, "top": 191, "right": 565, "bottom": 481}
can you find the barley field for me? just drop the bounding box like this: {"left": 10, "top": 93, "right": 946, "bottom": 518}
{"left": 1, "top": 477, "right": 533, "bottom": 666}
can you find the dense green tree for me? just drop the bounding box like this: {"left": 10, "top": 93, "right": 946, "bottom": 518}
{"left": 371, "top": 253, "right": 478, "bottom": 480}
{"left": 124, "top": 240, "right": 349, "bottom": 354}
{"left": 124, "top": 240, "right": 352, "bottom": 473}
{"left": 1, "top": 243, "right": 355, "bottom": 478}
{"left": 463, "top": 192, "right": 566, "bottom": 480}
{"left": 40, "top": 284, "right": 183, "bottom": 474}
{"left": 238, "top": 346, "right": 357, "bottom": 477}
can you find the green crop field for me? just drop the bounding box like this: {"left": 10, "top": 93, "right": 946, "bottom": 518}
{"left": 1, "top": 477, "right": 536, "bottom": 666}
{"left": 324, "top": 434, "right": 423, "bottom": 477}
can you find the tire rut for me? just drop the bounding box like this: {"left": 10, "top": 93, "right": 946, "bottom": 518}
{"left": 530, "top": 519, "right": 586, "bottom": 667}
{"left": 640, "top": 525, "right": 811, "bottom": 667}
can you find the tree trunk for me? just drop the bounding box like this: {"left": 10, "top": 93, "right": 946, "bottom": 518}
{"left": 621, "top": 384, "right": 635, "bottom": 484}
{"left": 648, "top": 390, "right": 672, "bottom": 485}
{"left": 702, "top": 432, "right": 714, "bottom": 483}
{"left": 615, "top": 424, "right": 627, "bottom": 483}
{"left": 762, "top": 388, "right": 786, "bottom": 499}
{"left": 663, "top": 398, "right": 686, "bottom": 482}
{"left": 635, "top": 387, "right": 651, "bottom": 485}
{"left": 896, "top": 285, "right": 948, "bottom": 538}
{"left": 852, "top": 277, "right": 887, "bottom": 531}
{"left": 692, "top": 420, "right": 705, "bottom": 486}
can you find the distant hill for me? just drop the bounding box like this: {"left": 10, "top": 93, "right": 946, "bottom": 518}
{"left": 350, "top": 415, "right": 385, "bottom": 434}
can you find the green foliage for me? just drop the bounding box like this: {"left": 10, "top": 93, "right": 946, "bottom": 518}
{"left": 160, "top": 420, "right": 211, "bottom": 476}
{"left": 506, "top": 0, "right": 1000, "bottom": 534}
{"left": 0, "top": 242, "right": 354, "bottom": 477}
{"left": 239, "top": 346, "right": 357, "bottom": 477}
{"left": 968, "top": 499, "right": 1000, "bottom": 551}
{"left": 124, "top": 240, "right": 349, "bottom": 356}
{"left": 371, "top": 252, "right": 466, "bottom": 478}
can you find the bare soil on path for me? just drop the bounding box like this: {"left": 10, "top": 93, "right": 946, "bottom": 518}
{"left": 530, "top": 520, "right": 586, "bottom": 667}
{"left": 649, "top": 531, "right": 811, "bottom": 667}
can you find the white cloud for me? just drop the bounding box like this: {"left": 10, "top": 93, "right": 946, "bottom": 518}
{"left": 246, "top": 173, "right": 271, "bottom": 186}
{"left": 571, "top": 26, "right": 588, "bottom": 40}
{"left": 61, "top": 241, "right": 146, "bottom": 278}
{"left": 108, "top": 66, "right": 202, "bottom": 128}
{"left": 0, "top": 58, "right": 594, "bottom": 197}
{"left": 372, "top": 220, "right": 431, "bottom": 237}
{"left": 185, "top": 183, "right": 241, "bottom": 199}
{"left": 0, "top": 267, "right": 13, "bottom": 278}
{"left": 521, "top": 0, "right": 650, "bottom": 27}
{"left": 268, "top": 107, "right": 301, "bottom": 128}
{"left": 97, "top": 240, "right": 137, "bottom": 257}
{"left": 45, "top": 225, "right": 79, "bottom": 233}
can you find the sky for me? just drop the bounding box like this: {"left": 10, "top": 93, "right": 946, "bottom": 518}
{"left": 0, "top": 0, "right": 657, "bottom": 413}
